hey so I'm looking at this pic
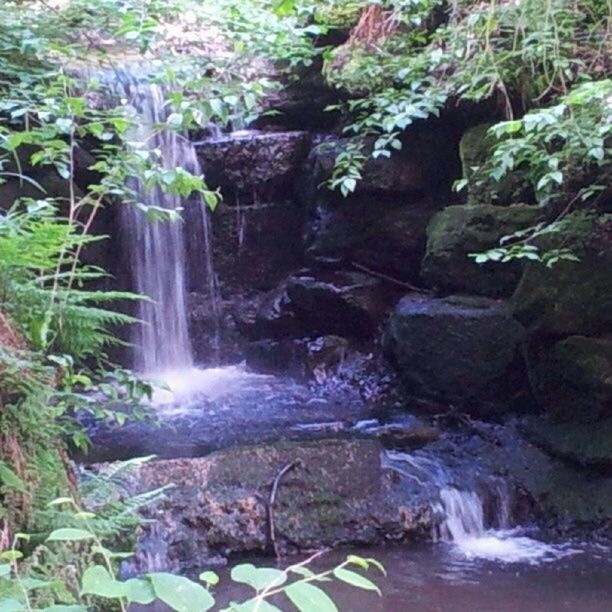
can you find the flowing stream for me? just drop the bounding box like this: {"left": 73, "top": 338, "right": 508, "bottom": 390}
{"left": 103, "top": 77, "right": 612, "bottom": 610}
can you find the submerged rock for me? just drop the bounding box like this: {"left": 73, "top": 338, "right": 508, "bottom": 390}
{"left": 384, "top": 295, "right": 527, "bottom": 416}
{"left": 114, "top": 439, "right": 433, "bottom": 570}
{"left": 254, "top": 270, "right": 402, "bottom": 340}
{"left": 421, "top": 204, "right": 541, "bottom": 296}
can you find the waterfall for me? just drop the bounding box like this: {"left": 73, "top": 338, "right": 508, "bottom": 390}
{"left": 383, "top": 450, "right": 570, "bottom": 563}
{"left": 112, "top": 74, "right": 219, "bottom": 373}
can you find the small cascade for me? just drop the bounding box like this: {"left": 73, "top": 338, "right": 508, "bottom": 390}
{"left": 383, "top": 450, "right": 575, "bottom": 564}
{"left": 109, "top": 72, "right": 220, "bottom": 373}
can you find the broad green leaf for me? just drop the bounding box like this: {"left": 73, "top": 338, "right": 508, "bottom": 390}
{"left": 0, "top": 598, "right": 23, "bottom": 612}
{"left": 0, "top": 564, "right": 10, "bottom": 577}
{"left": 81, "top": 565, "right": 126, "bottom": 599}
{"left": 285, "top": 582, "right": 338, "bottom": 612}
{"left": 125, "top": 578, "right": 156, "bottom": 605}
{"left": 47, "top": 528, "right": 94, "bottom": 542}
{"left": 231, "top": 565, "right": 286, "bottom": 591}
{"left": 231, "top": 598, "right": 282, "bottom": 612}
{"left": 332, "top": 568, "right": 380, "bottom": 594}
{"left": 0, "top": 551, "right": 22, "bottom": 562}
{"left": 149, "top": 572, "right": 214, "bottom": 612}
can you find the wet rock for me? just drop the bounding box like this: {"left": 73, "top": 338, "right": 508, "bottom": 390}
{"left": 421, "top": 204, "right": 542, "bottom": 297}
{"left": 512, "top": 248, "right": 612, "bottom": 338}
{"left": 306, "top": 335, "right": 348, "bottom": 382}
{"left": 384, "top": 295, "right": 527, "bottom": 416}
{"left": 112, "top": 439, "right": 433, "bottom": 569}
{"left": 527, "top": 335, "right": 612, "bottom": 422}
{"left": 195, "top": 131, "right": 311, "bottom": 199}
{"left": 308, "top": 127, "right": 459, "bottom": 198}
{"left": 254, "top": 270, "right": 402, "bottom": 340}
{"left": 511, "top": 212, "right": 612, "bottom": 338}
{"left": 460, "top": 123, "right": 532, "bottom": 206}
{"left": 306, "top": 199, "right": 435, "bottom": 282}
{"left": 244, "top": 338, "right": 309, "bottom": 378}
{"left": 522, "top": 415, "right": 612, "bottom": 471}
{"left": 376, "top": 425, "right": 441, "bottom": 450}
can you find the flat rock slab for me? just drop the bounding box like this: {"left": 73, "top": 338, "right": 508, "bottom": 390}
{"left": 101, "top": 439, "right": 433, "bottom": 571}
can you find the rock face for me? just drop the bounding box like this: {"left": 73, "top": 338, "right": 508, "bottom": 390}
{"left": 117, "top": 439, "right": 433, "bottom": 570}
{"left": 528, "top": 335, "right": 612, "bottom": 422}
{"left": 522, "top": 415, "right": 612, "bottom": 471}
{"left": 254, "top": 270, "right": 403, "bottom": 340}
{"left": 306, "top": 199, "right": 435, "bottom": 282}
{"left": 460, "top": 123, "right": 532, "bottom": 206}
{"left": 384, "top": 295, "right": 527, "bottom": 415}
{"left": 196, "top": 131, "right": 311, "bottom": 199}
{"left": 512, "top": 251, "right": 612, "bottom": 337}
{"left": 421, "top": 204, "right": 541, "bottom": 296}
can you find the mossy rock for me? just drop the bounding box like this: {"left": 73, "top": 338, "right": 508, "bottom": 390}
{"left": 512, "top": 215, "right": 612, "bottom": 338}
{"left": 116, "top": 439, "right": 434, "bottom": 569}
{"left": 528, "top": 335, "right": 612, "bottom": 423}
{"left": 460, "top": 123, "right": 532, "bottom": 206}
{"left": 383, "top": 294, "right": 527, "bottom": 416}
{"left": 421, "top": 204, "right": 542, "bottom": 297}
{"left": 522, "top": 414, "right": 612, "bottom": 471}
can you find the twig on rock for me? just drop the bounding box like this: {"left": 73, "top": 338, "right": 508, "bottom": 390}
{"left": 351, "top": 261, "right": 432, "bottom": 293}
{"left": 268, "top": 459, "right": 303, "bottom": 558}
{"left": 434, "top": 407, "right": 502, "bottom": 446}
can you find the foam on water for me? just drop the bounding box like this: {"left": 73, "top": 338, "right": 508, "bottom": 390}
{"left": 149, "top": 364, "right": 275, "bottom": 406}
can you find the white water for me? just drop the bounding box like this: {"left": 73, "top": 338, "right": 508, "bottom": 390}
{"left": 383, "top": 450, "right": 578, "bottom": 565}
{"left": 114, "top": 74, "right": 220, "bottom": 373}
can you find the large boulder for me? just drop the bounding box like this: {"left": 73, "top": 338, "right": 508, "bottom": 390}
{"left": 460, "top": 123, "right": 532, "bottom": 206}
{"left": 384, "top": 295, "right": 527, "bottom": 416}
{"left": 421, "top": 204, "right": 542, "bottom": 296}
{"left": 522, "top": 415, "right": 612, "bottom": 471}
{"left": 254, "top": 270, "right": 403, "bottom": 340}
{"left": 527, "top": 335, "right": 612, "bottom": 422}
{"left": 113, "top": 439, "right": 434, "bottom": 570}
{"left": 512, "top": 249, "right": 612, "bottom": 338}
{"left": 195, "top": 131, "right": 311, "bottom": 199}
{"left": 306, "top": 199, "right": 435, "bottom": 281}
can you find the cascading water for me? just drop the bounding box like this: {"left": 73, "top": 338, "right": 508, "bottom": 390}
{"left": 383, "top": 449, "right": 576, "bottom": 564}
{"left": 111, "top": 73, "right": 220, "bottom": 375}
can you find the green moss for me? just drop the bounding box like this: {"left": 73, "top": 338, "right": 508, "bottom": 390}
{"left": 421, "top": 204, "right": 542, "bottom": 296}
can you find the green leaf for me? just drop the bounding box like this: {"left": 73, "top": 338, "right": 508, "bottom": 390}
{"left": 231, "top": 599, "right": 282, "bottom": 612}
{"left": 149, "top": 573, "right": 215, "bottom": 612}
{"left": 47, "top": 528, "right": 94, "bottom": 542}
{"left": 332, "top": 568, "right": 380, "bottom": 595}
{"left": 40, "top": 606, "right": 88, "bottom": 611}
{"left": 0, "top": 564, "right": 11, "bottom": 577}
{"left": 0, "top": 551, "right": 22, "bottom": 562}
{"left": 285, "top": 582, "right": 338, "bottom": 612}
{"left": 0, "top": 462, "right": 26, "bottom": 492}
{"left": 81, "top": 565, "right": 126, "bottom": 599}
{"left": 125, "top": 578, "right": 156, "bottom": 605}
{"left": 199, "top": 571, "right": 220, "bottom": 586}
{"left": 231, "top": 565, "right": 286, "bottom": 591}
{"left": 0, "top": 599, "right": 23, "bottom": 612}
{"left": 48, "top": 497, "right": 75, "bottom": 507}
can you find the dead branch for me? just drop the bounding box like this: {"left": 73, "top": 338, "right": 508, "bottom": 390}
{"left": 267, "top": 459, "right": 302, "bottom": 559}
{"left": 351, "top": 261, "right": 433, "bottom": 294}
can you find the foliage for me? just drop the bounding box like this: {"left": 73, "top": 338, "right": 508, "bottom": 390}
{"left": 0, "top": 471, "right": 385, "bottom": 612}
